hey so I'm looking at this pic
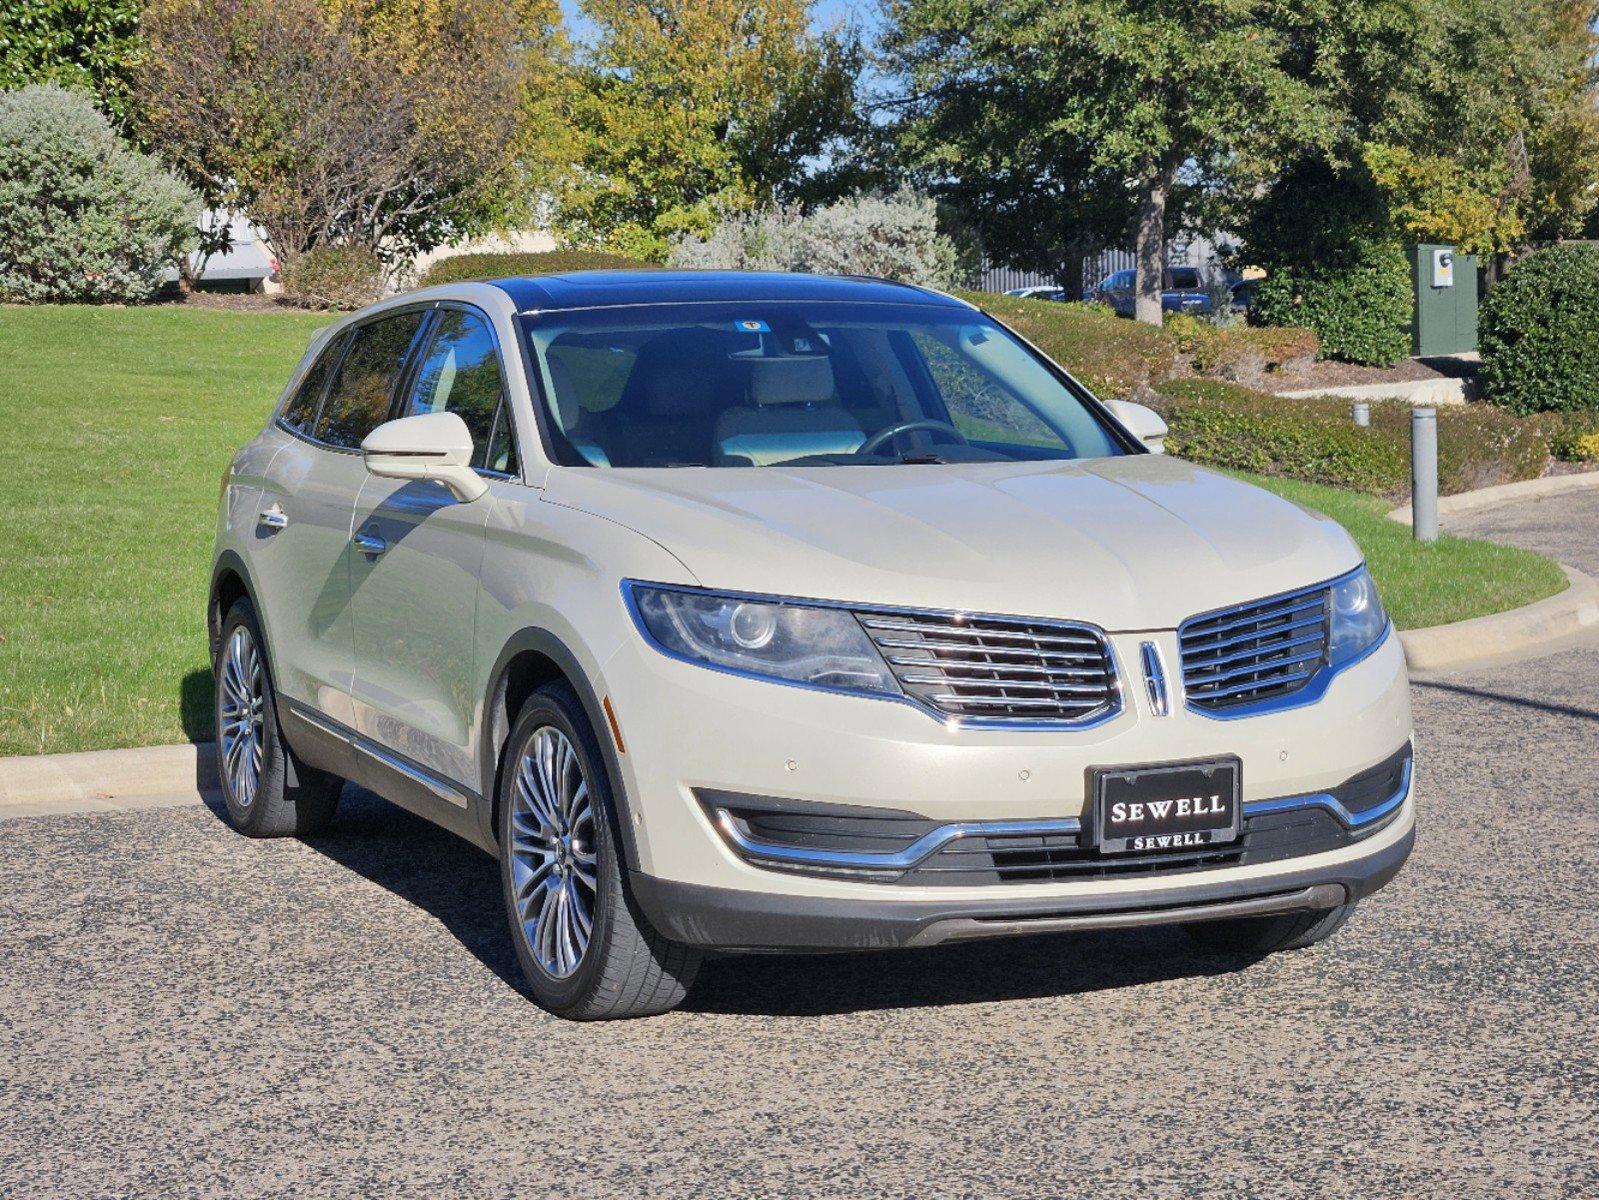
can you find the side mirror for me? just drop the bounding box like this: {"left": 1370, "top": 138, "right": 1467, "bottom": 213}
{"left": 360, "top": 411, "right": 489, "bottom": 502}
{"left": 1105, "top": 399, "right": 1168, "bottom": 454}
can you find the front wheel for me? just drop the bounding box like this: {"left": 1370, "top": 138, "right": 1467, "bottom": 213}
{"left": 498, "top": 682, "right": 701, "bottom": 1019}
{"left": 1183, "top": 900, "right": 1357, "bottom": 955}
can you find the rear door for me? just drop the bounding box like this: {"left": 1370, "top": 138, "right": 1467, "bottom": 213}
{"left": 349, "top": 304, "right": 516, "bottom": 793}
{"left": 253, "top": 308, "right": 429, "bottom": 729}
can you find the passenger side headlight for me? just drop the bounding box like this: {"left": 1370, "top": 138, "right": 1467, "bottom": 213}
{"left": 1328, "top": 566, "right": 1389, "bottom": 666}
{"left": 626, "top": 584, "right": 900, "bottom": 696}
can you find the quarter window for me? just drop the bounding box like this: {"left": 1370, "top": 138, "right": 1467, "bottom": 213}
{"left": 280, "top": 330, "right": 348, "bottom": 432}
{"left": 313, "top": 310, "right": 427, "bottom": 449}
{"left": 400, "top": 309, "right": 505, "bottom": 466}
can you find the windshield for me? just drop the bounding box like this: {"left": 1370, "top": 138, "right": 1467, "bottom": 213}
{"left": 519, "top": 301, "right": 1131, "bottom": 468}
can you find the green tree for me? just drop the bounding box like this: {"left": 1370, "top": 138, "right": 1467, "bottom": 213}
{"left": 0, "top": 0, "right": 142, "bottom": 122}
{"left": 885, "top": 0, "right": 1330, "bottom": 323}
{"left": 556, "top": 0, "right": 861, "bottom": 260}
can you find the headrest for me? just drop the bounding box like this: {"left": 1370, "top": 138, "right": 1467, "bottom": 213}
{"left": 546, "top": 354, "right": 580, "bottom": 429}
{"left": 747, "top": 356, "right": 836, "bottom": 407}
{"left": 640, "top": 364, "right": 719, "bottom": 417}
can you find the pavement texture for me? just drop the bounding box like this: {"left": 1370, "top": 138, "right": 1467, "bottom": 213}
{"left": 1449, "top": 488, "right": 1599, "bottom": 577}
{"left": 3, "top": 497, "right": 1597, "bottom": 1199}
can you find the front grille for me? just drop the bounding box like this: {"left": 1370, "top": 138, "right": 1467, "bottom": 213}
{"left": 1179, "top": 584, "right": 1331, "bottom": 711}
{"left": 855, "top": 609, "right": 1118, "bottom": 724}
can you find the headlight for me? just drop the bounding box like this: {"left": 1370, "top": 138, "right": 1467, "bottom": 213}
{"left": 627, "top": 584, "right": 900, "bottom": 696}
{"left": 1328, "top": 566, "right": 1388, "bottom": 666}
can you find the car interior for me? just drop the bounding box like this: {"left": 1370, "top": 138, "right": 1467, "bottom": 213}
{"left": 535, "top": 314, "right": 1115, "bottom": 468}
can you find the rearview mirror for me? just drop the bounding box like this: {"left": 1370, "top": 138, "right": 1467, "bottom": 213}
{"left": 1105, "top": 399, "right": 1168, "bottom": 454}
{"left": 360, "top": 411, "right": 489, "bottom": 502}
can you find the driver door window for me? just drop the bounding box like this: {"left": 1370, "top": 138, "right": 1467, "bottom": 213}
{"left": 400, "top": 308, "right": 515, "bottom": 473}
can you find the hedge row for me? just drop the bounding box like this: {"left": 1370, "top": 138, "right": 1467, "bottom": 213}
{"left": 418, "top": 248, "right": 655, "bottom": 287}
{"left": 1153, "top": 379, "right": 1550, "bottom": 501}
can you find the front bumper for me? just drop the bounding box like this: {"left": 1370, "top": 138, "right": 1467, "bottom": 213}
{"left": 631, "top": 815, "right": 1413, "bottom": 951}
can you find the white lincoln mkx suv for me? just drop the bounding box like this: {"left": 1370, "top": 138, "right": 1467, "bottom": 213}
{"left": 210, "top": 271, "right": 1414, "bottom": 1019}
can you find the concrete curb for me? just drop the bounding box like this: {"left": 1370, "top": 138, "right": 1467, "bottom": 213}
{"left": 1277, "top": 378, "right": 1469, "bottom": 407}
{"left": 0, "top": 742, "right": 217, "bottom": 816}
{"left": 1388, "top": 470, "right": 1599, "bottom": 525}
{"left": 1399, "top": 564, "right": 1599, "bottom": 672}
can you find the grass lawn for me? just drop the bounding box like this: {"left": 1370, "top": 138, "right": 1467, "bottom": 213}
{"left": 0, "top": 304, "right": 1570, "bottom": 757}
{"left": 1238, "top": 472, "right": 1568, "bottom": 629}
{"left": 0, "top": 305, "right": 328, "bottom": 757}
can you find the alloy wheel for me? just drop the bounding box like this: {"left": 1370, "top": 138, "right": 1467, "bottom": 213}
{"left": 219, "top": 625, "right": 266, "bottom": 808}
{"left": 509, "top": 726, "right": 598, "bottom": 979}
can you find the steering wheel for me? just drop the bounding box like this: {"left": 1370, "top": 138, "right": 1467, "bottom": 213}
{"left": 857, "top": 420, "right": 970, "bottom": 458}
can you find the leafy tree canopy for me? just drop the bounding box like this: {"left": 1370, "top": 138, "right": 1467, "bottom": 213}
{"left": 0, "top": 0, "right": 142, "bottom": 121}
{"left": 884, "top": 0, "right": 1332, "bottom": 321}
{"left": 554, "top": 0, "right": 862, "bottom": 260}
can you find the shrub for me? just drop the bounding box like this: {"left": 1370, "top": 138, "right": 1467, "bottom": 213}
{"left": 419, "top": 248, "right": 655, "bottom": 287}
{"left": 1154, "top": 380, "right": 1548, "bottom": 500}
{"left": 0, "top": 83, "right": 198, "bottom": 304}
{"left": 1547, "top": 411, "right": 1599, "bottom": 461}
{"left": 1252, "top": 238, "right": 1413, "bottom": 367}
{"left": 963, "top": 295, "right": 1177, "bottom": 399}
{"left": 1165, "top": 315, "right": 1319, "bottom": 384}
{"left": 669, "top": 191, "right": 963, "bottom": 289}
{"left": 1479, "top": 243, "right": 1599, "bottom": 416}
{"left": 278, "top": 246, "right": 385, "bottom": 310}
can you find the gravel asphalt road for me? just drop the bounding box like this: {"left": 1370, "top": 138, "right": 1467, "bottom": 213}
{"left": 3, "top": 495, "right": 1596, "bottom": 1199}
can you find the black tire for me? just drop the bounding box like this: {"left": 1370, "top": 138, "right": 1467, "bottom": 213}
{"left": 1183, "top": 900, "right": 1357, "bottom": 955}
{"left": 497, "top": 681, "right": 701, "bottom": 1020}
{"left": 213, "top": 597, "right": 342, "bottom": 837}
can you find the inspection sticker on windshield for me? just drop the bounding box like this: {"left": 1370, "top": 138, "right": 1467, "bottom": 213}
{"left": 734, "top": 318, "right": 770, "bottom": 333}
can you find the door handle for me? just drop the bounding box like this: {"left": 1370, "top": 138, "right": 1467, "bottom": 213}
{"left": 353, "top": 529, "right": 387, "bottom": 557}
{"left": 257, "top": 504, "right": 288, "bottom": 531}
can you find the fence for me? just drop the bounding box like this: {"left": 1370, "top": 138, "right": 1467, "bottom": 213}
{"left": 976, "top": 235, "right": 1232, "bottom": 295}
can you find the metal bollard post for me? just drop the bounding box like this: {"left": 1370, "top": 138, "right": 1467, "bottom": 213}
{"left": 1352, "top": 401, "right": 1370, "bottom": 427}
{"left": 1411, "top": 406, "right": 1438, "bottom": 543}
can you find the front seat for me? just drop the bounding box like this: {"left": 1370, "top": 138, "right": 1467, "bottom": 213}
{"left": 544, "top": 354, "right": 610, "bottom": 466}
{"left": 713, "top": 357, "right": 865, "bottom": 466}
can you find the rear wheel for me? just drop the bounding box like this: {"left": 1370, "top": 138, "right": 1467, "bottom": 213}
{"left": 214, "top": 598, "right": 342, "bottom": 837}
{"left": 1183, "top": 900, "right": 1357, "bottom": 955}
{"left": 498, "top": 682, "right": 701, "bottom": 1019}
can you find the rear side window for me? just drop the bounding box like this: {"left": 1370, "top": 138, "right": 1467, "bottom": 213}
{"left": 399, "top": 309, "right": 505, "bottom": 465}
{"left": 1169, "top": 268, "right": 1201, "bottom": 290}
{"left": 313, "top": 310, "right": 427, "bottom": 448}
{"left": 280, "top": 330, "right": 348, "bottom": 432}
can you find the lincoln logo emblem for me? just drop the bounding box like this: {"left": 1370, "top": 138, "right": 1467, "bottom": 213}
{"left": 1140, "top": 640, "right": 1169, "bottom": 717}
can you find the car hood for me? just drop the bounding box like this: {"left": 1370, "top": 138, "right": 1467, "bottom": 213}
{"left": 543, "top": 456, "right": 1360, "bottom": 631}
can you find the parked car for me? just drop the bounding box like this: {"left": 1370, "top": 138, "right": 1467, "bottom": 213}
{"left": 211, "top": 271, "right": 1414, "bottom": 1019}
{"left": 1091, "top": 266, "right": 1212, "bottom": 316}
{"left": 1230, "top": 277, "right": 1262, "bottom": 313}
{"left": 1002, "top": 285, "right": 1067, "bottom": 301}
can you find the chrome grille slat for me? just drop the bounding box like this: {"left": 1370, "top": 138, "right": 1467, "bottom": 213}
{"left": 1182, "top": 596, "right": 1326, "bottom": 643}
{"left": 1180, "top": 583, "right": 1331, "bottom": 712}
{"left": 856, "top": 607, "right": 1118, "bottom": 725}
{"left": 1185, "top": 644, "right": 1326, "bottom": 684}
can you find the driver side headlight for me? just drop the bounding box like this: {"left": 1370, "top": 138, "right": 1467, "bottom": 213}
{"left": 1328, "top": 566, "right": 1389, "bottom": 666}
{"left": 626, "top": 583, "right": 901, "bottom": 696}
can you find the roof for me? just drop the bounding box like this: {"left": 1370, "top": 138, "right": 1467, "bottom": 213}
{"left": 487, "top": 270, "right": 972, "bottom": 314}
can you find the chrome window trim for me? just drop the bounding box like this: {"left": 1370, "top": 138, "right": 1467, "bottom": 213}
{"left": 710, "top": 758, "right": 1412, "bottom": 874}
{"left": 621, "top": 579, "right": 1125, "bottom": 732}
{"left": 1178, "top": 564, "right": 1388, "bottom": 721}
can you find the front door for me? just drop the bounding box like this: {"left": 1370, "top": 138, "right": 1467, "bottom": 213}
{"left": 350, "top": 306, "right": 518, "bottom": 794}
{"left": 254, "top": 309, "right": 430, "bottom": 727}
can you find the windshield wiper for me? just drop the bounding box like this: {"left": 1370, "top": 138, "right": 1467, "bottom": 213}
{"left": 898, "top": 453, "right": 950, "bottom": 464}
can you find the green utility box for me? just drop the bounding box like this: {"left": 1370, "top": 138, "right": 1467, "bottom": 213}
{"left": 1410, "top": 243, "right": 1479, "bottom": 357}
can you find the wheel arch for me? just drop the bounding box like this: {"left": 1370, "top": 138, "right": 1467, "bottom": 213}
{"left": 480, "top": 627, "right": 642, "bottom": 869}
